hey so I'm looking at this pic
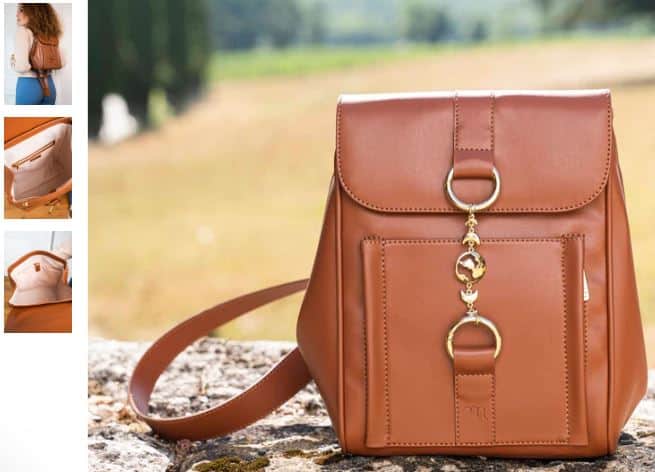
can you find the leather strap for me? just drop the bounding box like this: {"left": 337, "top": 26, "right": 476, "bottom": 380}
{"left": 453, "top": 93, "right": 495, "bottom": 179}
{"left": 453, "top": 347, "right": 496, "bottom": 444}
{"left": 128, "top": 279, "right": 311, "bottom": 441}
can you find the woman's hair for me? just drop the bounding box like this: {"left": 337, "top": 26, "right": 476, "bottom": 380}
{"left": 19, "top": 3, "right": 62, "bottom": 38}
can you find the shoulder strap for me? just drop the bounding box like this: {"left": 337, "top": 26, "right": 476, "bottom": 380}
{"left": 128, "top": 279, "right": 311, "bottom": 440}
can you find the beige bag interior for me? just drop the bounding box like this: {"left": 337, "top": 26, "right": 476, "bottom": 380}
{"left": 8, "top": 253, "right": 72, "bottom": 306}
{"left": 4, "top": 123, "right": 72, "bottom": 201}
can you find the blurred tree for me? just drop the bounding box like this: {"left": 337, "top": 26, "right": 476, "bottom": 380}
{"left": 89, "top": 0, "right": 122, "bottom": 136}
{"left": 536, "top": 0, "right": 655, "bottom": 30}
{"left": 210, "top": 0, "right": 261, "bottom": 50}
{"left": 88, "top": 0, "right": 210, "bottom": 136}
{"left": 470, "top": 20, "right": 489, "bottom": 42}
{"left": 210, "top": 0, "right": 304, "bottom": 50}
{"left": 164, "top": 0, "right": 211, "bottom": 111}
{"left": 263, "top": 0, "right": 302, "bottom": 48}
{"left": 404, "top": 2, "right": 455, "bottom": 43}
{"left": 304, "top": 1, "right": 327, "bottom": 44}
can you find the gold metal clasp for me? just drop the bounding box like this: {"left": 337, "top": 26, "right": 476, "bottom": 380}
{"left": 446, "top": 313, "right": 502, "bottom": 360}
{"left": 445, "top": 166, "right": 501, "bottom": 212}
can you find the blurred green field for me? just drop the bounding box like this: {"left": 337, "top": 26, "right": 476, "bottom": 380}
{"left": 90, "top": 38, "right": 655, "bottom": 365}
{"left": 207, "top": 46, "right": 434, "bottom": 80}
{"left": 207, "top": 36, "right": 646, "bottom": 81}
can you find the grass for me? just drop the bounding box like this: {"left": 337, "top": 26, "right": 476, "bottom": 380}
{"left": 207, "top": 45, "right": 435, "bottom": 81}
{"left": 90, "top": 37, "right": 655, "bottom": 365}
{"left": 206, "top": 35, "right": 645, "bottom": 82}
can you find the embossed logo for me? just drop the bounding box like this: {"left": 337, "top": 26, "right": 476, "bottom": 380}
{"left": 464, "top": 405, "right": 488, "bottom": 421}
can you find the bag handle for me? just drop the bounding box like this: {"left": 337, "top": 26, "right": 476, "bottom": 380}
{"left": 128, "top": 279, "right": 311, "bottom": 440}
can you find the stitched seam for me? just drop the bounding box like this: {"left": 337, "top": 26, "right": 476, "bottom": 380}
{"left": 560, "top": 238, "right": 571, "bottom": 441}
{"left": 455, "top": 374, "right": 460, "bottom": 443}
{"left": 361, "top": 239, "right": 371, "bottom": 445}
{"left": 454, "top": 94, "right": 495, "bottom": 151}
{"left": 454, "top": 93, "right": 460, "bottom": 150}
{"left": 492, "top": 373, "right": 496, "bottom": 442}
{"left": 369, "top": 234, "right": 581, "bottom": 447}
{"left": 384, "top": 237, "right": 563, "bottom": 246}
{"left": 387, "top": 440, "right": 569, "bottom": 446}
{"left": 335, "top": 180, "right": 347, "bottom": 448}
{"left": 335, "top": 92, "right": 612, "bottom": 212}
{"left": 455, "top": 373, "right": 495, "bottom": 444}
{"left": 582, "top": 236, "right": 588, "bottom": 374}
{"left": 381, "top": 241, "right": 391, "bottom": 443}
{"left": 491, "top": 94, "right": 495, "bottom": 151}
{"left": 361, "top": 236, "right": 381, "bottom": 444}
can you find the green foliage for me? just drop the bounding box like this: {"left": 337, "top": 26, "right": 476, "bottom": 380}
{"left": 264, "top": 0, "right": 302, "bottom": 48}
{"left": 404, "top": 2, "right": 455, "bottom": 43}
{"left": 304, "top": 2, "right": 327, "bottom": 44}
{"left": 210, "top": 0, "right": 305, "bottom": 50}
{"left": 536, "top": 0, "right": 655, "bottom": 31}
{"left": 88, "top": 0, "right": 211, "bottom": 136}
{"left": 470, "top": 21, "right": 489, "bottom": 43}
{"left": 210, "top": 0, "right": 261, "bottom": 50}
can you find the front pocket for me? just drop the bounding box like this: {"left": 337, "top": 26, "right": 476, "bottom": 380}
{"left": 361, "top": 236, "right": 587, "bottom": 448}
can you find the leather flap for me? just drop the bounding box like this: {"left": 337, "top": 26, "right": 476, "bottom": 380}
{"left": 336, "top": 90, "right": 612, "bottom": 213}
{"left": 4, "top": 117, "right": 67, "bottom": 145}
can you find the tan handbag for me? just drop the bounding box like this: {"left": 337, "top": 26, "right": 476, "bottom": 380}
{"left": 4, "top": 117, "right": 72, "bottom": 212}
{"left": 29, "top": 35, "right": 62, "bottom": 97}
{"left": 5, "top": 250, "right": 72, "bottom": 333}
{"left": 129, "top": 90, "right": 647, "bottom": 458}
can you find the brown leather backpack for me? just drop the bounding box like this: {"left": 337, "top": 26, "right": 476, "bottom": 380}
{"left": 129, "top": 90, "right": 647, "bottom": 458}
{"left": 29, "top": 35, "right": 62, "bottom": 97}
{"left": 5, "top": 250, "right": 72, "bottom": 333}
{"left": 4, "top": 117, "right": 72, "bottom": 213}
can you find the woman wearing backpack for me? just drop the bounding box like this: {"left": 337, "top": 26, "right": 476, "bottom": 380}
{"left": 10, "top": 3, "right": 65, "bottom": 105}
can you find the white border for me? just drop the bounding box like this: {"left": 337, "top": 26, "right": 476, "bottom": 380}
{"left": 0, "top": 1, "right": 87, "bottom": 470}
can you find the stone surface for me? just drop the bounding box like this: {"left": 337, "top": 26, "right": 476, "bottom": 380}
{"left": 88, "top": 338, "right": 655, "bottom": 471}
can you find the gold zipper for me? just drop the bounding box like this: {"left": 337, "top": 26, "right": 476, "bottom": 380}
{"left": 11, "top": 140, "right": 55, "bottom": 169}
{"left": 583, "top": 270, "right": 590, "bottom": 302}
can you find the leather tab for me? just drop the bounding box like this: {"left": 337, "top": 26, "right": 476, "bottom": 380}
{"left": 453, "top": 93, "right": 495, "bottom": 179}
{"left": 453, "top": 347, "right": 496, "bottom": 444}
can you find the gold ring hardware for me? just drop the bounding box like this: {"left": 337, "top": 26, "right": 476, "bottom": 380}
{"left": 446, "top": 314, "right": 502, "bottom": 360}
{"left": 445, "top": 166, "right": 501, "bottom": 212}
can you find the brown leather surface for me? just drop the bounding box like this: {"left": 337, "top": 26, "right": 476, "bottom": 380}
{"left": 130, "top": 90, "right": 647, "bottom": 458}
{"left": 29, "top": 35, "right": 62, "bottom": 96}
{"left": 5, "top": 303, "right": 71, "bottom": 333}
{"left": 359, "top": 236, "right": 587, "bottom": 449}
{"left": 453, "top": 92, "right": 495, "bottom": 179}
{"left": 4, "top": 117, "right": 72, "bottom": 211}
{"left": 4, "top": 117, "right": 60, "bottom": 144}
{"left": 129, "top": 280, "right": 311, "bottom": 440}
{"left": 454, "top": 347, "right": 496, "bottom": 444}
{"left": 336, "top": 91, "right": 610, "bottom": 213}
{"left": 29, "top": 35, "right": 62, "bottom": 70}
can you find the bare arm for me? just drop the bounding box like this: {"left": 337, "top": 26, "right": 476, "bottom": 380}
{"left": 12, "top": 27, "right": 32, "bottom": 73}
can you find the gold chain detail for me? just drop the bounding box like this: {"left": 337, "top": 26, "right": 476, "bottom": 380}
{"left": 456, "top": 207, "right": 486, "bottom": 315}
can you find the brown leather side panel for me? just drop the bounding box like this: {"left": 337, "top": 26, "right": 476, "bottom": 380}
{"left": 297, "top": 179, "right": 341, "bottom": 440}
{"left": 606, "top": 158, "right": 648, "bottom": 451}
